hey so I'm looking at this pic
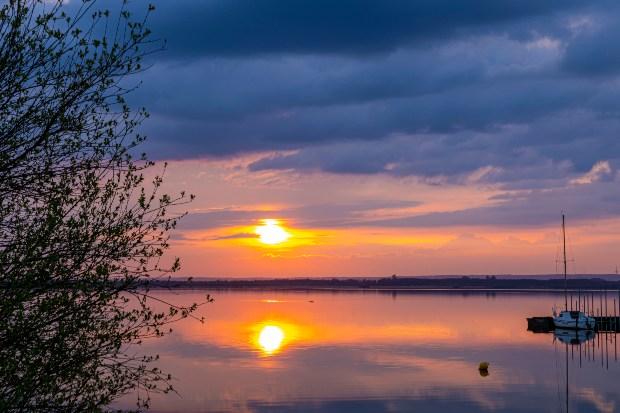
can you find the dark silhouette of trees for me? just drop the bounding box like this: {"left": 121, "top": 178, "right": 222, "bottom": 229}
{"left": 0, "top": 1, "right": 209, "bottom": 411}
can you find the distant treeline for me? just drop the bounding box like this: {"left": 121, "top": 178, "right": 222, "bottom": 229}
{"left": 146, "top": 276, "right": 620, "bottom": 291}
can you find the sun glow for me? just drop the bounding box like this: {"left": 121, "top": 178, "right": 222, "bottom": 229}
{"left": 257, "top": 325, "right": 285, "bottom": 354}
{"left": 255, "top": 219, "right": 290, "bottom": 245}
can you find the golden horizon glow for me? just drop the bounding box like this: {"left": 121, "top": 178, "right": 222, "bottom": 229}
{"left": 255, "top": 219, "right": 291, "bottom": 245}
{"left": 154, "top": 160, "right": 620, "bottom": 276}
{"left": 257, "top": 325, "right": 285, "bottom": 354}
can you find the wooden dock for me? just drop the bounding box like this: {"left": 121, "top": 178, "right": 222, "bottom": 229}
{"left": 527, "top": 290, "right": 620, "bottom": 332}
{"left": 527, "top": 317, "right": 554, "bottom": 332}
{"left": 594, "top": 317, "right": 620, "bottom": 332}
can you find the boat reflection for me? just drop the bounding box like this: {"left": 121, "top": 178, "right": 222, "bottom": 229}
{"left": 554, "top": 328, "right": 595, "bottom": 345}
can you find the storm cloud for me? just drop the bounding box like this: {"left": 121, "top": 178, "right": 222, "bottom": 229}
{"left": 118, "top": 0, "right": 620, "bottom": 191}
{"left": 149, "top": 0, "right": 588, "bottom": 58}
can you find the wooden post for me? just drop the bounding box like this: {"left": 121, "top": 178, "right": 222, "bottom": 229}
{"left": 605, "top": 296, "right": 610, "bottom": 370}
{"left": 605, "top": 290, "right": 608, "bottom": 318}
{"left": 614, "top": 298, "right": 618, "bottom": 332}
{"left": 615, "top": 298, "right": 618, "bottom": 361}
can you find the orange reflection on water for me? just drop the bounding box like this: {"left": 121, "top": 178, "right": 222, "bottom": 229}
{"left": 167, "top": 291, "right": 554, "bottom": 360}
{"left": 257, "top": 325, "right": 284, "bottom": 354}
{"left": 250, "top": 319, "right": 310, "bottom": 356}
{"left": 126, "top": 291, "right": 582, "bottom": 413}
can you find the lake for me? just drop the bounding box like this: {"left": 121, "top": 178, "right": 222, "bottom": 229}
{"left": 116, "top": 290, "right": 620, "bottom": 412}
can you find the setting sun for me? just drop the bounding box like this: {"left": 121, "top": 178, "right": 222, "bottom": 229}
{"left": 255, "top": 219, "right": 290, "bottom": 245}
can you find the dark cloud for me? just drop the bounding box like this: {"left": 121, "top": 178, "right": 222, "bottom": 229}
{"left": 149, "top": 0, "right": 587, "bottom": 58}
{"left": 142, "top": 75, "right": 608, "bottom": 158}
{"left": 562, "top": 21, "right": 620, "bottom": 76}
{"left": 117, "top": 0, "right": 620, "bottom": 193}
{"left": 211, "top": 232, "right": 258, "bottom": 241}
{"left": 134, "top": 49, "right": 491, "bottom": 122}
{"left": 247, "top": 126, "right": 620, "bottom": 183}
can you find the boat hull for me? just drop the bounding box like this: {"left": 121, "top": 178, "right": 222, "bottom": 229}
{"left": 553, "top": 311, "right": 595, "bottom": 330}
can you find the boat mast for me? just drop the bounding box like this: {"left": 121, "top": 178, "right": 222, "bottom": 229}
{"left": 562, "top": 213, "right": 567, "bottom": 311}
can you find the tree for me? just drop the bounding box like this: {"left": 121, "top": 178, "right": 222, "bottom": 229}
{"left": 0, "top": 1, "right": 208, "bottom": 410}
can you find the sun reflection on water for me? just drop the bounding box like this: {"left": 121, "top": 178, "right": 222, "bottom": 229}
{"left": 257, "top": 325, "right": 285, "bottom": 355}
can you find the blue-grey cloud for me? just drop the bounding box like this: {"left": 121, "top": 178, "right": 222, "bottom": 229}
{"left": 148, "top": 0, "right": 588, "bottom": 59}
{"left": 247, "top": 123, "right": 620, "bottom": 182}
{"left": 366, "top": 177, "right": 620, "bottom": 228}
{"left": 175, "top": 172, "right": 620, "bottom": 230}
{"left": 562, "top": 20, "right": 620, "bottom": 76}
{"left": 113, "top": 0, "right": 620, "bottom": 194}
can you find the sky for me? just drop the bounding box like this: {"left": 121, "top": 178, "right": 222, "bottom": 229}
{"left": 120, "top": 0, "right": 620, "bottom": 277}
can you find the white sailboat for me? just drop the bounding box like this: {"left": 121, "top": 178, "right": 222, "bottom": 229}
{"left": 553, "top": 214, "right": 595, "bottom": 330}
{"left": 554, "top": 309, "right": 595, "bottom": 330}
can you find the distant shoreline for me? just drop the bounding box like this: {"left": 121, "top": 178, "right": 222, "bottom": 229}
{"left": 146, "top": 276, "right": 620, "bottom": 292}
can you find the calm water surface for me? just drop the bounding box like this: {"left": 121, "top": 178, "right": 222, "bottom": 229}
{"left": 118, "top": 290, "right": 620, "bottom": 412}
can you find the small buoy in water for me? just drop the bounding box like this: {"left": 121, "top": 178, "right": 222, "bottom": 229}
{"left": 478, "top": 361, "right": 490, "bottom": 376}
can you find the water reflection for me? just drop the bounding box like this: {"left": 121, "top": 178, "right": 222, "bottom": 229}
{"left": 555, "top": 328, "right": 596, "bottom": 345}
{"left": 257, "top": 325, "right": 285, "bottom": 354}
{"left": 116, "top": 291, "right": 620, "bottom": 413}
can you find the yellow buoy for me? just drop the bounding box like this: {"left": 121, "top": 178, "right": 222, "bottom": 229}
{"left": 478, "top": 361, "right": 490, "bottom": 377}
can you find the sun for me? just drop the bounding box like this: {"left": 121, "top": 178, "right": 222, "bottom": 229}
{"left": 255, "top": 219, "right": 290, "bottom": 245}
